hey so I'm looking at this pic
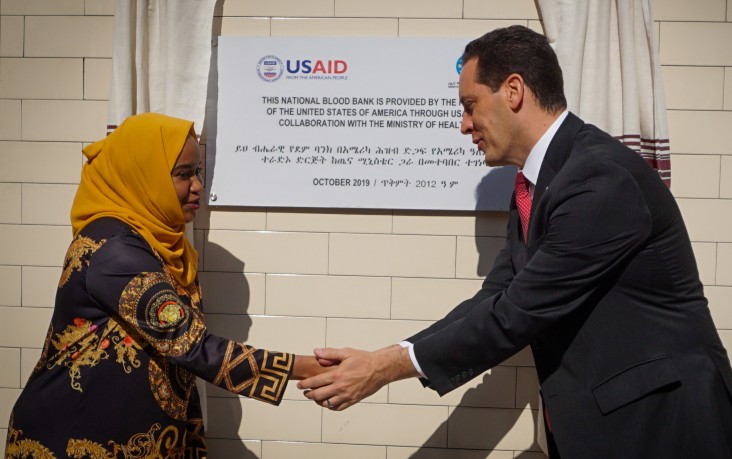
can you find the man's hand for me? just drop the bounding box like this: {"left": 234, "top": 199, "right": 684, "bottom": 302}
{"left": 297, "top": 345, "right": 419, "bottom": 411}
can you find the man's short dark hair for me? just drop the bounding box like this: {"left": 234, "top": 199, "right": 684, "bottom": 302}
{"left": 462, "top": 25, "right": 567, "bottom": 114}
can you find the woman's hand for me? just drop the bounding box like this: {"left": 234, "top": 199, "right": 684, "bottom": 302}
{"left": 290, "top": 354, "right": 337, "bottom": 380}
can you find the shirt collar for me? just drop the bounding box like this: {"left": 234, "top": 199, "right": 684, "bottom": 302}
{"left": 520, "top": 110, "right": 568, "bottom": 186}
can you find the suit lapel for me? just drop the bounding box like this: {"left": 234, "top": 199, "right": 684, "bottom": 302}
{"left": 526, "top": 113, "right": 585, "bottom": 251}
{"left": 509, "top": 112, "right": 585, "bottom": 270}
{"left": 533, "top": 112, "right": 584, "bottom": 205}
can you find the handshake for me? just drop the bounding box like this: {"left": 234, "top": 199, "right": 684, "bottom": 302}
{"left": 292, "top": 344, "right": 419, "bottom": 411}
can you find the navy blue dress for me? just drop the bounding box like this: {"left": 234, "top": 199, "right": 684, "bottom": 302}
{"left": 6, "top": 217, "right": 292, "bottom": 458}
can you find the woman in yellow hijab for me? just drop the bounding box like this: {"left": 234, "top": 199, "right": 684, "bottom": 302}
{"left": 6, "top": 113, "right": 328, "bottom": 458}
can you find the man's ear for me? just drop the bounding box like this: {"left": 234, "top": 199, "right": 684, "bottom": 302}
{"left": 504, "top": 73, "right": 525, "bottom": 110}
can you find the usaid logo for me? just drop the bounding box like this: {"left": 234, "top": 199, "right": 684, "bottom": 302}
{"left": 257, "top": 55, "right": 350, "bottom": 82}
{"left": 286, "top": 59, "right": 348, "bottom": 74}
{"left": 257, "top": 55, "right": 284, "bottom": 82}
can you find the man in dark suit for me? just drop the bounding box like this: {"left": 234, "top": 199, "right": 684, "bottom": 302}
{"left": 299, "top": 25, "right": 732, "bottom": 458}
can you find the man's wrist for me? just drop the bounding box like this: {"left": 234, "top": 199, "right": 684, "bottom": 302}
{"left": 376, "top": 344, "right": 419, "bottom": 382}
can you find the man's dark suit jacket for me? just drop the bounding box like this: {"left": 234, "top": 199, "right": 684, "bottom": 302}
{"left": 408, "top": 113, "right": 732, "bottom": 458}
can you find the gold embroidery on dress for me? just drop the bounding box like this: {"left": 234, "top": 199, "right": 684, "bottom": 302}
{"left": 65, "top": 439, "right": 111, "bottom": 458}
{"left": 184, "top": 418, "right": 206, "bottom": 454}
{"left": 170, "top": 270, "right": 205, "bottom": 328}
{"left": 31, "top": 323, "right": 54, "bottom": 377}
{"left": 148, "top": 356, "right": 194, "bottom": 421}
{"left": 5, "top": 414, "right": 56, "bottom": 459}
{"left": 211, "top": 342, "right": 292, "bottom": 404}
{"left": 66, "top": 423, "right": 183, "bottom": 459}
{"left": 271, "top": 351, "right": 293, "bottom": 371}
{"left": 148, "top": 247, "right": 204, "bottom": 321}
{"left": 146, "top": 291, "right": 186, "bottom": 332}
{"left": 59, "top": 235, "right": 105, "bottom": 288}
{"left": 107, "top": 319, "right": 144, "bottom": 374}
{"left": 47, "top": 317, "right": 142, "bottom": 392}
{"left": 212, "top": 341, "right": 257, "bottom": 393}
{"left": 179, "top": 278, "right": 203, "bottom": 315}
{"left": 255, "top": 350, "right": 293, "bottom": 403}
{"left": 118, "top": 272, "right": 205, "bottom": 358}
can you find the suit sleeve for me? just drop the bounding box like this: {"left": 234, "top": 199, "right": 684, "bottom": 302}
{"left": 414, "top": 158, "right": 652, "bottom": 395}
{"left": 86, "top": 234, "right": 292, "bottom": 405}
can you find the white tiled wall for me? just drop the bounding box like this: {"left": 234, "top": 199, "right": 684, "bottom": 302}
{"left": 2, "top": 0, "right": 731, "bottom": 458}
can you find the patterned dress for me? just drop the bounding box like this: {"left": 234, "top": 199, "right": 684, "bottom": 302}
{"left": 5, "top": 218, "right": 293, "bottom": 458}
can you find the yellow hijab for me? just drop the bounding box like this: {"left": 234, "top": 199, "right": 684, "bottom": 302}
{"left": 71, "top": 113, "right": 198, "bottom": 287}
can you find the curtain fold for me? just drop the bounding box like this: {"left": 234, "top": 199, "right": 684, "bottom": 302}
{"left": 107, "top": 0, "right": 217, "bottom": 137}
{"left": 537, "top": 0, "right": 671, "bottom": 186}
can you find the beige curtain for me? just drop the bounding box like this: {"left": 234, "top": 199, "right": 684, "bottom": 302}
{"left": 537, "top": 0, "right": 671, "bottom": 186}
{"left": 107, "top": 0, "right": 217, "bottom": 136}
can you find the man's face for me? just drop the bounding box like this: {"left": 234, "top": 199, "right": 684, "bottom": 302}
{"left": 458, "top": 58, "right": 515, "bottom": 167}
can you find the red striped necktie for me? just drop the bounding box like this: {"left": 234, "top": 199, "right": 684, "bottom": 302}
{"left": 514, "top": 171, "right": 532, "bottom": 244}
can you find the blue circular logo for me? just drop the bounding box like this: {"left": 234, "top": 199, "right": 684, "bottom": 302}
{"left": 257, "top": 55, "right": 284, "bottom": 83}
{"left": 456, "top": 57, "right": 463, "bottom": 75}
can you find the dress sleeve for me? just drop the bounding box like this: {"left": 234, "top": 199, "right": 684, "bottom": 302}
{"left": 86, "top": 231, "right": 293, "bottom": 405}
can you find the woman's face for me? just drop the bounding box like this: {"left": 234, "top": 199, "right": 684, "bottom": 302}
{"left": 171, "top": 135, "right": 203, "bottom": 223}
